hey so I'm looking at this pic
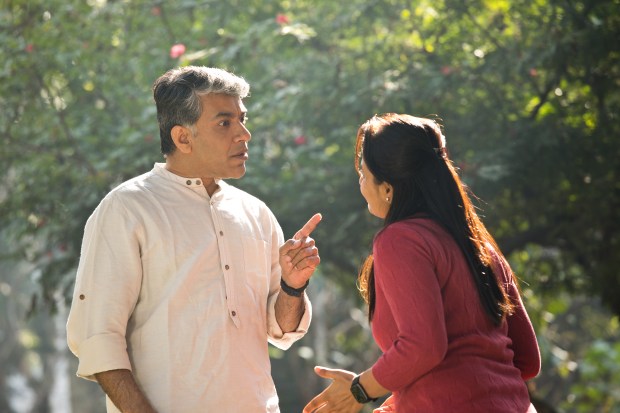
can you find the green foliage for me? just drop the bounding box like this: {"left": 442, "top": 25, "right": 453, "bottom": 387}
{"left": 565, "top": 340, "right": 620, "bottom": 413}
{"left": 510, "top": 246, "right": 620, "bottom": 412}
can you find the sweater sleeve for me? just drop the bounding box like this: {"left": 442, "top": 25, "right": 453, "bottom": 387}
{"left": 371, "top": 225, "right": 448, "bottom": 391}
{"left": 498, "top": 256, "right": 541, "bottom": 380}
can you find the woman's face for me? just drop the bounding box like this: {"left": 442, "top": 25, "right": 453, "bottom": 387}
{"left": 358, "top": 160, "right": 391, "bottom": 219}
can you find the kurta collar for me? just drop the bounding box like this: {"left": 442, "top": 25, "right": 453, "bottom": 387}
{"left": 152, "top": 162, "right": 227, "bottom": 197}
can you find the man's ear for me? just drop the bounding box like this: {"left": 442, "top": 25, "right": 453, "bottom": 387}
{"left": 171, "top": 125, "right": 193, "bottom": 154}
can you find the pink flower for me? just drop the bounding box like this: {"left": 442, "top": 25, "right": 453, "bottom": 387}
{"left": 441, "top": 66, "right": 452, "bottom": 76}
{"left": 169, "top": 43, "right": 186, "bottom": 59}
{"left": 25, "top": 43, "right": 34, "bottom": 53}
{"left": 151, "top": 6, "right": 161, "bottom": 16}
{"left": 294, "top": 135, "right": 307, "bottom": 145}
{"left": 529, "top": 68, "right": 538, "bottom": 77}
{"left": 276, "top": 14, "right": 290, "bottom": 25}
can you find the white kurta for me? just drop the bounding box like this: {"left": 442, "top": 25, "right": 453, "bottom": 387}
{"left": 67, "top": 163, "right": 311, "bottom": 412}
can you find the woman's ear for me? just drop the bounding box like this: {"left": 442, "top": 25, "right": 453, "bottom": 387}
{"left": 383, "top": 183, "right": 393, "bottom": 196}
{"left": 382, "top": 182, "right": 393, "bottom": 202}
{"left": 171, "top": 125, "right": 193, "bottom": 154}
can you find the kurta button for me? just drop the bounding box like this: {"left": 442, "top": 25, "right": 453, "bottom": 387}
{"left": 231, "top": 311, "right": 236, "bottom": 316}
{"left": 195, "top": 180, "right": 201, "bottom": 185}
{"left": 225, "top": 265, "right": 230, "bottom": 270}
{"left": 219, "top": 231, "right": 224, "bottom": 236}
{"left": 186, "top": 180, "right": 191, "bottom": 185}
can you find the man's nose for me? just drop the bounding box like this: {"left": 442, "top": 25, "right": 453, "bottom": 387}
{"left": 237, "top": 123, "right": 251, "bottom": 142}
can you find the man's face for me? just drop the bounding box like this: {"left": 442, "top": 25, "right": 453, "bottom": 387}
{"left": 189, "top": 93, "right": 251, "bottom": 180}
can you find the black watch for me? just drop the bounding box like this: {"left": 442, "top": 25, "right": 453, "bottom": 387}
{"left": 350, "top": 374, "right": 378, "bottom": 404}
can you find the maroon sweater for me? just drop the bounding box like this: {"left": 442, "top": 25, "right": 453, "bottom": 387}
{"left": 371, "top": 218, "right": 540, "bottom": 412}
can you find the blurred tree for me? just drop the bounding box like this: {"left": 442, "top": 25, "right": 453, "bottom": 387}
{"left": 0, "top": 0, "right": 618, "bottom": 411}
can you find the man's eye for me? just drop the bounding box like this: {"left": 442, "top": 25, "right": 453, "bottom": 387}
{"left": 219, "top": 120, "right": 230, "bottom": 127}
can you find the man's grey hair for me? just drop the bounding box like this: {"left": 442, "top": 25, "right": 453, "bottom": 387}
{"left": 153, "top": 66, "right": 250, "bottom": 155}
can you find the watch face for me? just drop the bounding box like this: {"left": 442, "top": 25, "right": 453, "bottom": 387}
{"left": 350, "top": 382, "right": 369, "bottom": 403}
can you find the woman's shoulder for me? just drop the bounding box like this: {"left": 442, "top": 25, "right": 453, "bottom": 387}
{"left": 376, "top": 217, "right": 460, "bottom": 260}
{"left": 379, "top": 216, "right": 447, "bottom": 239}
{"left": 375, "top": 217, "right": 439, "bottom": 247}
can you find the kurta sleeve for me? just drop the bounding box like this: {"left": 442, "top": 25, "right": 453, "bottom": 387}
{"left": 265, "top": 210, "right": 312, "bottom": 349}
{"left": 371, "top": 225, "right": 448, "bottom": 391}
{"left": 66, "top": 194, "right": 143, "bottom": 381}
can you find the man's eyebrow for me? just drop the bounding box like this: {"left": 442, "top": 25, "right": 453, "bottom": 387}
{"left": 211, "top": 111, "right": 247, "bottom": 120}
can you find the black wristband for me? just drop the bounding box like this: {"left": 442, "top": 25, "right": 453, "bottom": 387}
{"left": 280, "top": 279, "right": 309, "bottom": 297}
{"left": 350, "top": 374, "right": 379, "bottom": 404}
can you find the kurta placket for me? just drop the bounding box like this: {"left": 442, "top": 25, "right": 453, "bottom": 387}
{"left": 208, "top": 190, "right": 241, "bottom": 328}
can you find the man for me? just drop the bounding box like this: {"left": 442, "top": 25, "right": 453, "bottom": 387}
{"left": 67, "top": 66, "right": 321, "bottom": 412}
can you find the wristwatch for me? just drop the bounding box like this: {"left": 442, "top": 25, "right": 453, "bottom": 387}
{"left": 350, "top": 374, "right": 378, "bottom": 404}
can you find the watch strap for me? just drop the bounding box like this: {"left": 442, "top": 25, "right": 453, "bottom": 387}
{"left": 350, "top": 374, "right": 379, "bottom": 403}
{"left": 280, "top": 278, "right": 309, "bottom": 297}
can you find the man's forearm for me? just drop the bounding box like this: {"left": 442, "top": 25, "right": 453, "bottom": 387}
{"left": 274, "top": 292, "right": 305, "bottom": 332}
{"left": 95, "top": 369, "right": 157, "bottom": 413}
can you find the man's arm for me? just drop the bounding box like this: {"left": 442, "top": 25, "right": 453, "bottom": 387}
{"left": 95, "top": 369, "right": 157, "bottom": 413}
{"left": 274, "top": 289, "right": 306, "bottom": 332}
{"left": 276, "top": 213, "right": 321, "bottom": 332}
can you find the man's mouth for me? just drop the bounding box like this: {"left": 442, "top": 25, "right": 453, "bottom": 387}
{"left": 232, "top": 150, "right": 248, "bottom": 160}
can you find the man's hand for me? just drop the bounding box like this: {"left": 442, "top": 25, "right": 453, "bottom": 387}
{"left": 279, "top": 213, "right": 322, "bottom": 288}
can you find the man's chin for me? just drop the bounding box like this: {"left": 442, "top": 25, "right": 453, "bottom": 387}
{"left": 226, "top": 167, "right": 247, "bottom": 180}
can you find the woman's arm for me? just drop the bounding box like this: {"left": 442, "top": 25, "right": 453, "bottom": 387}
{"left": 498, "top": 254, "right": 541, "bottom": 380}
{"left": 506, "top": 286, "right": 541, "bottom": 380}
{"left": 370, "top": 225, "right": 448, "bottom": 391}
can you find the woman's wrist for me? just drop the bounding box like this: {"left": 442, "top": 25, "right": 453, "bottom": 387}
{"left": 359, "top": 369, "right": 389, "bottom": 400}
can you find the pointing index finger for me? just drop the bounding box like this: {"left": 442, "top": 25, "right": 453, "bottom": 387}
{"left": 294, "top": 213, "right": 322, "bottom": 240}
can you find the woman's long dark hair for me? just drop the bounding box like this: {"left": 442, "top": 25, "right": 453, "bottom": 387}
{"left": 355, "top": 114, "right": 514, "bottom": 325}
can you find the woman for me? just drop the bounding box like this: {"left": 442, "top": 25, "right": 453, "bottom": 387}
{"left": 304, "top": 114, "right": 540, "bottom": 413}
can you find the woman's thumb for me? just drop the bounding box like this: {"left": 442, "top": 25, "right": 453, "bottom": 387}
{"left": 313, "top": 365, "right": 336, "bottom": 379}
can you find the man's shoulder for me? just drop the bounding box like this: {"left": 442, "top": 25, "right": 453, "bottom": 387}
{"left": 221, "top": 182, "right": 267, "bottom": 206}
{"left": 220, "top": 182, "right": 280, "bottom": 230}
{"left": 97, "top": 169, "right": 158, "bottom": 210}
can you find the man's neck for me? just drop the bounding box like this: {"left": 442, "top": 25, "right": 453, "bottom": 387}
{"left": 164, "top": 159, "right": 219, "bottom": 196}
